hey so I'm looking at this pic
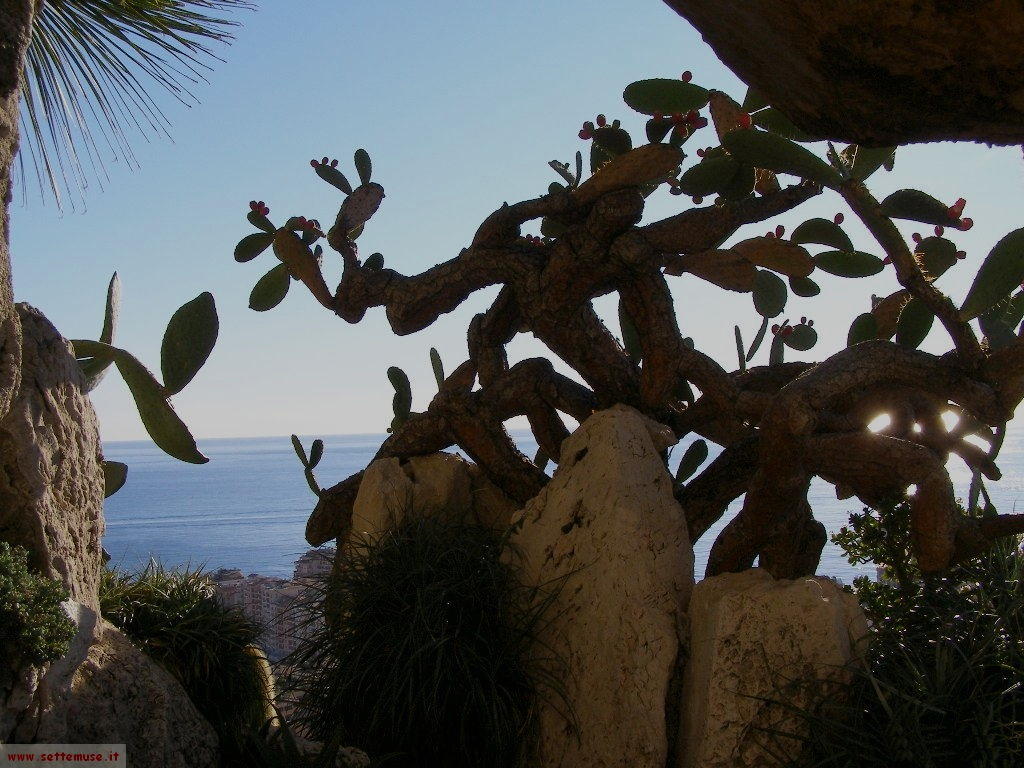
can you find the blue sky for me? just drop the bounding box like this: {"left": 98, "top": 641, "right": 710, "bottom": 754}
{"left": 9, "top": 0, "right": 1024, "bottom": 442}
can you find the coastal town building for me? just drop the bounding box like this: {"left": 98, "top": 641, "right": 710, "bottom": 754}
{"left": 210, "top": 547, "right": 335, "bottom": 660}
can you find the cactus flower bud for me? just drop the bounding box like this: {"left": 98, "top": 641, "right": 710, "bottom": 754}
{"left": 775, "top": 224, "right": 785, "bottom": 238}
{"left": 596, "top": 114, "right": 607, "bottom": 127}
{"left": 934, "top": 225, "right": 944, "bottom": 237}
{"left": 959, "top": 217, "right": 974, "bottom": 231}
{"left": 681, "top": 70, "right": 692, "bottom": 82}
{"left": 834, "top": 212, "right": 844, "bottom": 225}
{"left": 771, "top": 324, "right": 780, "bottom": 334}
{"left": 956, "top": 251, "right": 967, "bottom": 260}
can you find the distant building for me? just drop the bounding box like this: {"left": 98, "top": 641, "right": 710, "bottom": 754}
{"left": 210, "top": 547, "right": 335, "bottom": 661}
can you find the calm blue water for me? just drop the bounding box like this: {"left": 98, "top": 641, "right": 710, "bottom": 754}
{"left": 103, "top": 426, "right": 1024, "bottom": 583}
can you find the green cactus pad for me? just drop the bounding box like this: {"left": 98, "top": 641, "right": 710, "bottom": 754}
{"left": 745, "top": 316, "right": 769, "bottom": 361}
{"left": 387, "top": 366, "right": 412, "bottom": 419}
{"left": 788, "top": 275, "right": 821, "bottom": 297}
{"left": 768, "top": 333, "right": 785, "bottom": 364}
{"left": 291, "top": 434, "right": 308, "bottom": 465}
{"left": 533, "top": 447, "right": 548, "bottom": 470}
{"left": 249, "top": 263, "right": 291, "bottom": 311}
{"left": 814, "top": 250, "right": 885, "bottom": 278}
{"left": 734, "top": 325, "right": 746, "bottom": 371}
{"left": 590, "top": 140, "right": 615, "bottom": 174}
{"left": 722, "top": 129, "right": 842, "bottom": 187}
{"left": 751, "top": 107, "right": 821, "bottom": 142}
{"left": 879, "top": 189, "right": 959, "bottom": 226}
{"left": 675, "top": 439, "right": 708, "bottom": 484}
{"left": 847, "top": 312, "right": 879, "bottom": 346}
{"left": 841, "top": 145, "right": 896, "bottom": 181}
{"left": 73, "top": 339, "right": 207, "bottom": 464}
{"left": 354, "top": 148, "right": 372, "bottom": 185}
{"left": 309, "top": 438, "right": 324, "bottom": 469}
{"left": 78, "top": 273, "right": 121, "bottom": 392}
{"left": 979, "top": 310, "right": 1017, "bottom": 350}
{"left": 430, "top": 347, "right": 445, "bottom": 388}
{"left": 960, "top": 228, "right": 1024, "bottom": 320}
{"left": 234, "top": 232, "right": 274, "bottom": 263}
{"left": 677, "top": 155, "right": 740, "bottom": 197}
{"left": 622, "top": 79, "right": 710, "bottom": 116}
{"left": 364, "top": 252, "right": 385, "bottom": 271}
{"left": 741, "top": 87, "right": 769, "bottom": 113}
{"left": 895, "top": 297, "right": 934, "bottom": 349}
{"left": 315, "top": 164, "right": 353, "bottom": 194}
{"left": 790, "top": 218, "right": 853, "bottom": 251}
{"left": 645, "top": 117, "right": 673, "bottom": 144}
{"left": 592, "top": 126, "right": 632, "bottom": 157}
{"left": 160, "top": 292, "right": 219, "bottom": 396}
{"left": 247, "top": 210, "right": 275, "bottom": 234}
{"left": 103, "top": 460, "right": 128, "bottom": 498}
{"left": 720, "top": 163, "right": 756, "bottom": 201}
{"left": 752, "top": 269, "right": 788, "bottom": 318}
{"left": 618, "top": 298, "right": 643, "bottom": 362}
{"left": 914, "top": 236, "right": 958, "bottom": 280}
{"left": 783, "top": 323, "right": 818, "bottom": 351}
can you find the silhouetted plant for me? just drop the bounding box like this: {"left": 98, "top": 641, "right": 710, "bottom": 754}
{"left": 283, "top": 515, "right": 574, "bottom": 768}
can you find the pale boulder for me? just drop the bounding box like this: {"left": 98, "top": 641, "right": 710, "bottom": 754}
{"left": 349, "top": 452, "right": 517, "bottom": 540}
{"left": 0, "top": 305, "right": 104, "bottom": 610}
{"left": 508, "top": 404, "right": 694, "bottom": 768}
{"left": 677, "top": 568, "right": 869, "bottom": 768}
{"left": 5, "top": 603, "right": 218, "bottom": 767}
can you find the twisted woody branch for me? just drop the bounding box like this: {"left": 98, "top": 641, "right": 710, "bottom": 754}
{"left": 236, "top": 78, "right": 1024, "bottom": 579}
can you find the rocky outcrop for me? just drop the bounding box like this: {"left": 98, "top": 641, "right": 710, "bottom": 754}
{"left": 507, "top": 404, "right": 694, "bottom": 768}
{"left": 0, "top": 304, "right": 104, "bottom": 610}
{"left": 677, "top": 569, "right": 869, "bottom": 768}
{"left": 4, "top": 602, "right": 218, "bottom": 767}
{"left": 348, "top": 452, "right": 518, "bottom": 542}
{"left": 663, "top": 0, "right": 1024, "bottom": 145}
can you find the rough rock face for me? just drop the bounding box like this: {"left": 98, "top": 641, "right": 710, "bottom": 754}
{"left": 507, "top": 404, "right": 694, "bottom": 768}
{"left": 663, "top": 0, "right": 1024, "bottom": 145}
{"left": 348, "top": 452, "right": 518, "bottom": 541}
{"left": 0, "top": 304, "right": 104, "bottom": 610}
{"left": 677, "top": 569, "right": 869, "bottom": 768}
{"left": 4, "top": 603, "right": 218, "bottom": 768}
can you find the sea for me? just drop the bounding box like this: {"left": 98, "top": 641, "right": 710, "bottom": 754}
{"left": 103, "top": 426, "right": 1024, "bottom": 585}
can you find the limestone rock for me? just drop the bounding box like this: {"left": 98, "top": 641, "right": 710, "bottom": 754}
{"left": 7, "top": 603, "right": 218, "bottom": 768}
{"left": 0, "top": 304, "right": 104, "bottom": 610}
{"left": 663, "top": 0, "right": 1024, "bottom": 145}
{"left": 508, "top": 404, "right": 694, "bottom": 768}
{"left": 677, "top": 569, "right": 868, "bottom": 768}
{"left": 349, "top": 452, "right": 518, "bottom": 541}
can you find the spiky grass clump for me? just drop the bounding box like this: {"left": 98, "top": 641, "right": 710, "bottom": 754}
{"left": 286, "top": 516, "right": 572, "bottom": 768}
{"left": 763, "top": 503, "right": 1024, "bottom": 767}
{"left": 100, "top": 562, "right": 272, "bottom": 766}
{"left": 0, "top": 541, "right": 75, "bottom": 675}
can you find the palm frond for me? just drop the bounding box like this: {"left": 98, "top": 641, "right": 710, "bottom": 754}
{"left": 20, "top": 0, "right": 253, "bottom": 209}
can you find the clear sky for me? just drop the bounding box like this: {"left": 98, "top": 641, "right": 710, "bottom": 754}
{"left": 9, "top": 0, "right": 1023, "bottom": 442}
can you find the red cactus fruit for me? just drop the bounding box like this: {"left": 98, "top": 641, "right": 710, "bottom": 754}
{"left": 681, "top": 71, "right": 692, "bottom": 82}
{"left": 738, "top": 113, "right": 753, "bottom": 129}
{"left": 596, "top": 114, "right": 607, "bottom": 127}
{"left": 775, "top": 225, "right": 785, "bottom": 238}
{"left": 834, "top": 212, "right": 844, "bottom": 225}
{"left": 959, "top": 217, "right": 974, "bottom": 231}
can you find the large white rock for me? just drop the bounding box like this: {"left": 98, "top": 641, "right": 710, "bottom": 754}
{"left": 349, "top": 452, "right": 517, "bottom": 541}
{"left": 677, "top": 569, "right": 869, "bottom": 768}
{"left": 507, "top": 404, "right": 693, "bottom": 768}
{"left": 0, "top": 305, "right": 104, "bottom": 610}
{"left": 4, "top": 603, "right": 218, "bottom": 767}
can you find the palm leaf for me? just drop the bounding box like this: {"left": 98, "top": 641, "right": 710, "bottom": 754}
{"left": 19, "top": 0, "right": 253, "bottom": 208}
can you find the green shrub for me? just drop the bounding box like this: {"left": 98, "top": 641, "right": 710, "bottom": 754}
{"left": 285, "top": 516, "right": 573, "bottom": 768}
{"left": 100, "top": 562, "right": 273, "bottom": 767}
{"left": 767, "top": 501, "right": 1024, "bottom": 767}
{"left": 0, "top": 541, "right": 76, "bottom": 673}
